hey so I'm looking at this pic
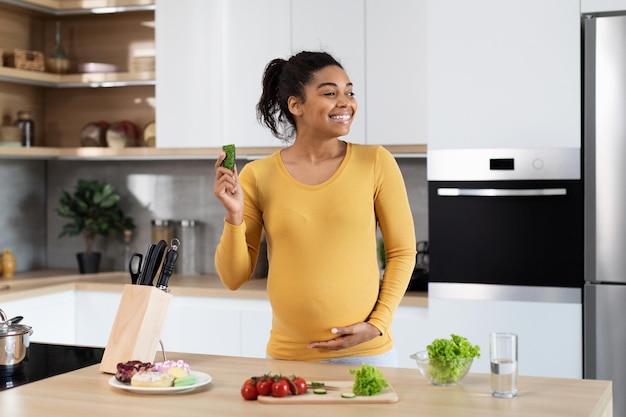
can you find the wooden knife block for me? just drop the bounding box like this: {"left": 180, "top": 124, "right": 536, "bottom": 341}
{"left": 99, "top": 284, "right": 172, "bottom": 374}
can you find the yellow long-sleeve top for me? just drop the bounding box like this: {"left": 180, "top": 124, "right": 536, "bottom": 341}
{"left": 215, "top": 142, "right": 416, "bottom": 361}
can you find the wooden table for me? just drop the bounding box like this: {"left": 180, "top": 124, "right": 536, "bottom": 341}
{"left": 0, "top": 352, "right": 612, "bottom": 417}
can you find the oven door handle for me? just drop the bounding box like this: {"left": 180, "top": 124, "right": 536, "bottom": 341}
{"left": 437, "top": 188, "right": 567, "bottom": 197}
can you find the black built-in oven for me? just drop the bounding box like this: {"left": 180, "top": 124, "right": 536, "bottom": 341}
{"left": 427, "top": 148, "right": 583, "bottom": 289}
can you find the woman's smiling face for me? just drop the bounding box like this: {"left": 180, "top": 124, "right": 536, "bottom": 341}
{"left": 290, "top": 65, "right": 358, "bottom": 140}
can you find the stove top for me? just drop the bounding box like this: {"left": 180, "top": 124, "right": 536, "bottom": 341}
{"left": 0, "top": 342, "right": 104, "bottom": 391}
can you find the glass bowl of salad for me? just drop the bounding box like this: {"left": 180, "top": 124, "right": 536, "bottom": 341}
{"left": 410, "top": 350, "right": 474, "bottom": 386}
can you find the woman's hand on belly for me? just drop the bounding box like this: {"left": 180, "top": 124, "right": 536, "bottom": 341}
{"left": 307, "top": 322, "right": 381, "bottom": 350}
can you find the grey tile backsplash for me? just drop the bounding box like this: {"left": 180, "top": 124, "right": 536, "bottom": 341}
{"left": 0, "top": 156, "right": 427, "bottom": 274}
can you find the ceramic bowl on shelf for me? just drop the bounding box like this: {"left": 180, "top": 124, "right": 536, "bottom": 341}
{"left": 106, "top": 120, "right": 139, "bottom": 148}
{"left": 77, "top": 62, "right": 120, "bottom": 73}
{"left": 80, "top": 121, "right": 109, "bottom": 147}
{"left": 143, "top": 121, "right": 156, "bottom": 147}
{"left": 410, "top": 350, "right": 473, "bottom": 386}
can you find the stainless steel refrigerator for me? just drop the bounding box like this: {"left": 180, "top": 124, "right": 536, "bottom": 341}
{"left": 583, "top": 12, "right": 626, "bottom": 417}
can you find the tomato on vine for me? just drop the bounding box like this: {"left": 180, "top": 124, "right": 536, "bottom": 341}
{"left": 241, "top": 382, "right": 258, "bottom": 400}
{"left": 271, "top": 379, "right": 290, "bottom": 397}
{"left": 256, "top": 377, "right": 273, "bottom": 396}
{"left": 240, "top": 373, "right": 308, "bottom": 400}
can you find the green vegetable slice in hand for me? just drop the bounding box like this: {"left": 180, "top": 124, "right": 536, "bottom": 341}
{"left": 222, "top": 144, "right": 236, "bottom": 170}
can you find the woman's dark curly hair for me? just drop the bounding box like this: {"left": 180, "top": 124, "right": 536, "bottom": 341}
{"left": 256, "top": 51, "right": 343, "bottom": 142}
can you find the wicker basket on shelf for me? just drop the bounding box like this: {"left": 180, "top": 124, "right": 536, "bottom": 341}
{"left": 2, "top": 49, "right": 45, "bottom": 72}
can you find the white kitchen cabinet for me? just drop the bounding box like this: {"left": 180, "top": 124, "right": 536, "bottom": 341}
{"left": 1, "top": 290, "right": 75, "bottom": 345}
{"left": 582, "top": 0, "right": 626, "bottom": 12}
{"left": 392, "top": 305, "right": 430, "bottom": 368}
{"left": 221, "top": 0, "right": 291, "bottom": 148}
{"left": 427, "top": 290, "right": 582, "bottom": 379}
{"left": 428, "top": 0, "right": 580, "bottom": 150}
{"left": 365, "top": 0, "right": 428, "bottom": 145}
{"left": 240, "top": 300, "right": 273, "bottom": 358}
{"left": 388, "top": 293, "right": 582, "bottom": 376}
{"left": 74, "top": 290, "right": 121, "bottom": 347}
{"left": 290, "top": 0, "right": 367, "bottom": 144}
{"left": 160, "top": 296, "right": 242, "bottom": 356}
{"left": 4, "top": 287, "right": 582, "bottom": 376}
{"left": 155, "top": 0, "right": 223, "bottom": 148}
{"left": 73, "top": 290, "right": 269, "bottom": 357}
{"left": 68, "top": 288, "right": 427, "bottom": 363}
{"left": 157, "top": 0, "right": 427, "bottom": 149}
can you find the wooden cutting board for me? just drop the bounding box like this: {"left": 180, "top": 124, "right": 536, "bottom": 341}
{"left": 257, "top": 381, "right": 398, "bottom": 405}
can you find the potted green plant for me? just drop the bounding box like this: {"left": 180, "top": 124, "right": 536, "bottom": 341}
{"left": 57, "top": 179, "right": 135, "bottom": 274}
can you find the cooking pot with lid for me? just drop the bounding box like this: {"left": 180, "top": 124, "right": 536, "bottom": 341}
{"left": 0, "top": 308, "right": 33, "bottom": 371}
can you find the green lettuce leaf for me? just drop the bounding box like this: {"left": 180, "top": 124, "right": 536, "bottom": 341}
{"left": 426, "top": 334, "right": 480, "bottom": 383}
{"left": 350, "top": 364, "right": 388, "bottom": 396}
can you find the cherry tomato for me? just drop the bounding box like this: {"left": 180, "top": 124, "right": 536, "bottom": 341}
{"left": 241, "top": 383, "right": 258, "bottom": 401}
{"left": 291, "top": 377, "right": 307, "bottom": 395}
{"left": 257, "top": 378, "right": 273, "bottom": 396}
{"left": 271, "top": 379, "right": 290, "bottom": 397}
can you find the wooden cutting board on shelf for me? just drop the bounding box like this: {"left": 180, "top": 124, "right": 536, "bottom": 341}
{"left": 257, "top": 381, "right": 398, "bottom": 405}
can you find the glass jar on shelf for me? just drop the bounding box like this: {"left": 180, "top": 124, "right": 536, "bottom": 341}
{"left": 14, "top": 111, "right": 34, "bottom": 147}
{"left": 178, "top": 219, "right": 198, "bottom": 275}
{"left": 151, "top": 219, "right": 173, "bottom": 245}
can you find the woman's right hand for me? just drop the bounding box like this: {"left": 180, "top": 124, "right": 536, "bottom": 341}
{"left": 214, "top": 152, "right": 244, "bottom": 225}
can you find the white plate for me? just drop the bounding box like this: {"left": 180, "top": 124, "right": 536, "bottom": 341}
{"left": 77, "top": 62, "right": 120, "bottom": 73}
{"left": 108, "top": 371, "right": 212, "bottom": 394}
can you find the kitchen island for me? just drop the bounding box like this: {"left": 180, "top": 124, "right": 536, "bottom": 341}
{"left": 0, "top": 351, "right": 612, "bottom": 417}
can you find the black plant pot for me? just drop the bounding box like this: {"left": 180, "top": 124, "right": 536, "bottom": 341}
{"left": 76, "top": 252, "right": 101, "bottom": 274}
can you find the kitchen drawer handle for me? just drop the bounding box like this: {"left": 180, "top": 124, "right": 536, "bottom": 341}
{"left": 437, "top": 188, "right": 567, "bottom": 197}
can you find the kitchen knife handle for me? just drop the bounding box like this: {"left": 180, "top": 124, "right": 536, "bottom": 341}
{"left": 143, "top": 240, "right": 167, "bottom": 285}
{"left": 137, "top": 244, "right": 155, "bottom": 285}
{"left": 156, "top": 249, "right": 178, "bottom": 290}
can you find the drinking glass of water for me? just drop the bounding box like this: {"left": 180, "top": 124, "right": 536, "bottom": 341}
{"left": 489, "top": 332, "right": 518, "bottom": 398}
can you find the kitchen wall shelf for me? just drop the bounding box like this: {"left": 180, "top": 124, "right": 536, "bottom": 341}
{"left": 0, "top": 0, "right": 156, "bottom": 147}
{"left": 0, "top": 0, "right": 154, "bottom": 15}
{"left": 0, "top": 144, "right": 428, "bottom": 161}
{"left": 0, "top": 0, "right": 156, "bottom": 90}
{"left": 0, "top": 66, "right": 154, "bottom": 88}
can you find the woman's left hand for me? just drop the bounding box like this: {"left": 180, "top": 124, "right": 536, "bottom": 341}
{"left": 307, "top": 322, "right": 381, "bottom": 350}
